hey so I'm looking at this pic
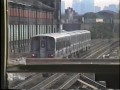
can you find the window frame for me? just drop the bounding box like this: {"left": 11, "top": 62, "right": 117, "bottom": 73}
{"left": 1, "top": 0, "right": 119, "bottom": 89}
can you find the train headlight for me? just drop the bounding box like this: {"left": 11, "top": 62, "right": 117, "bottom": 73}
{"left": 48, "top": 54, "right": 54, "bottom": 58}
{"left": 31, "top": 53, "right": 37, "bottom": 58}
{"left": 32, "top": 54, "right": 35, "bottom": 56}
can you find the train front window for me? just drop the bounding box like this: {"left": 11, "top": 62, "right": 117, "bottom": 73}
{"left": 47, "top": 37, "right": 55, "bottom": 51}
{"left": 41, "top": 40, "right": 45, "bottom": 48}
{"left": 31, "top": 37, "right": 40, "bottom": 51}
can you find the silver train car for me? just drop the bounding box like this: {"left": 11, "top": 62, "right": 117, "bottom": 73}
{"left": 30, "top": 30, "right": 91, "bottom": 58}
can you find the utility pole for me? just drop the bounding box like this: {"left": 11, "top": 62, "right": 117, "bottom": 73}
{"left": 81, "top": 16, "right": 85, "bottom": 29}
{"left": 111, "top": 17, "right": 114, "bottom": 39}
{"left": 1, "top": 0, "right": 8, "bottom": 88}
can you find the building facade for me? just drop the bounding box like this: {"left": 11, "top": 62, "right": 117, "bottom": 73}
{"left": 61, "top": 7, "right": 81, "bottom": 31}
{"left": 8, "top": 0, "right": 61, "bottom": 55}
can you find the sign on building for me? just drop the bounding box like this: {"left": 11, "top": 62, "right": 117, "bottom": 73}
{"left": 96, "top": 19, "right": 104, "bottom": 23}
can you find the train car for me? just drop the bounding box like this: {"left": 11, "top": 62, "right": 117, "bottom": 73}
{"left": 30, "top": 30, "right": 91, "bottom": 58}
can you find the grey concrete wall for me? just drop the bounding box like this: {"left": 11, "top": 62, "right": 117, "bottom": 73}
{"left": 63, "top": 23, "right": 81, "bottom": 31}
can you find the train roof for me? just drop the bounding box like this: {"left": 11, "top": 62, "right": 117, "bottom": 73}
{"left": 34, "top": 32, "right": 70, "bottom": 39}
{"left": 32, "top": 30, "right": 90, "bottom": 39}
{"left": 66, "top": 30, "right": 90, "bottom": 35}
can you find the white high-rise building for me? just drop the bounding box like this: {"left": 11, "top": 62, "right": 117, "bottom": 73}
{"left": 94, "top": 6, "right": 101, "bottom": 12}
{"left": 80, "top": 0, "right": 94, "bottom": 14}
{"left": 72, "top": 0, "right": 81, "bottom": 14}
{"left": 61, "top": 1, "right": 65, "bottom": 14}
{"left": 103, "top": 4, "right": 118, "bottom": 12}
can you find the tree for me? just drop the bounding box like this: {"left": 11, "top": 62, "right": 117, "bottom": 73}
{"left": 90, "top": 23, "right": 113, "bottom": 39}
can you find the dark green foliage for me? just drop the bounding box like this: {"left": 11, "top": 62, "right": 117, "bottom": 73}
{"left": 90, "top": 23, "right": 113, "bottom": 39}
{"left": 84, "top": 12, "right": 97, "bottom": 19}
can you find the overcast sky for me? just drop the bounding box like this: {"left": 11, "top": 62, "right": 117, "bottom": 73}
{"left": 62, "top": 0, "right": 119, "bottom": 9}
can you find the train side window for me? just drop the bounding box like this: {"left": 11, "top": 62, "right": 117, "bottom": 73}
{"left": 57, "top": 40, "right": 59, "bottom": 50}
{"left": 56, "top": 41, "right": 58, "bottom": 50}
{"left": 60, "top": 40, "right": 63, "bottom": 49}
{"left": 58, "top": 41, "right": 60, "bottom": 49}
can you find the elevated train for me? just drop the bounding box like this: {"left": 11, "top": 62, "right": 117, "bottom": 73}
{"left": 30, "top": 30, "right": 91, "bottom": 58}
